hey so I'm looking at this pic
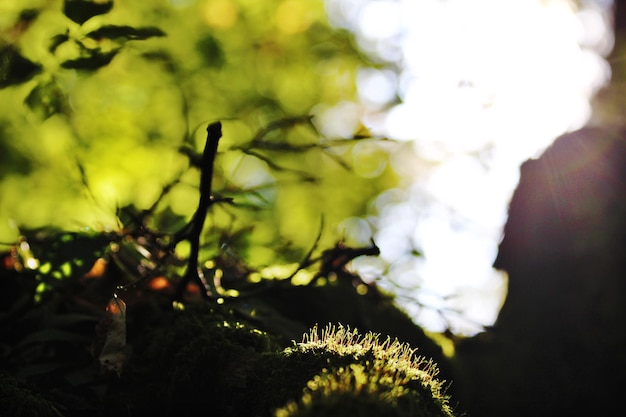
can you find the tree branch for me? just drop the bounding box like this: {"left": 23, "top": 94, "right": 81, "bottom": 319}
{"left": 174, "top": 121, "right": 222, "bottom": 300}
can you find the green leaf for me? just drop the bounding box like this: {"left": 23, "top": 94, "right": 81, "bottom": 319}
{"left": 0, "top": 127, "right": 33, "bottom": 177}
{"left": 86, "top": 25, "right": 166, "bottom": 41}
{"left": 21, "top": 229, "right": 111, "bottom": 279}
{"left": 141, "top": 50, "right": 178, "bottom": 73}
{"left": 153, "top": 206, "right": 189, "bottom": 233}
{"left": 25, "top": 80, "right": 69, "bottom": 119}
{"left": 196, "top": 35, "right": 225, "bottom": 69}
{"left": 17, "top": 9, "right": 40, "bottom": 23}
{"left": 0, "top": 47, "right": 41, "bottom": 88}
{"left": 63, "top": 0, "right": 113, "bottom": 25}
{"left": 49, "top": 32, "right": 70, "bottom": 53}
{"left": 60, "top": 49, "right": 119, "bottom": 70}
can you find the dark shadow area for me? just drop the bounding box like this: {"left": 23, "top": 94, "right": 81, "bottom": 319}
{"left": 451, "top": 124, "right": 626, "bottom": 416}
{"left": 450, "top": 7, "right": 626, "bottom": 411}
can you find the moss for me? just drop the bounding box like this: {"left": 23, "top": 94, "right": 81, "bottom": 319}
{"left": 114, "top": 307, "right": 456, "bottom": 417}
{"left": 275, "top": 365, "right": 428, "bottom": 417}
{"left": 116, "top": 303, "right": 280, "bottom": 415}
{"left": 0, "top": 242, "right": 459, "bottom": 417}
{"left": 243, "top": 278, "right": 450, "bottom": 376}
{"left": 272, "top": 324, "right": 456, "bottom": 417}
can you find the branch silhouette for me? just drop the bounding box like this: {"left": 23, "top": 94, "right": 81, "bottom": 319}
{"left": 174, "top": 121, "right": 222, "bottom": 300}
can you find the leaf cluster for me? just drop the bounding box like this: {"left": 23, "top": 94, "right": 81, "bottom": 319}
{"left": 0, "top": 1, "right": 398, "bottom": 265}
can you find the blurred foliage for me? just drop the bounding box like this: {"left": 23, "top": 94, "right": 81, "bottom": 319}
{"left": 0, "top": 3, "right": 442, "bottom": 412}
{"left": 0, "top": 0, "right": 396, "bottom": 273}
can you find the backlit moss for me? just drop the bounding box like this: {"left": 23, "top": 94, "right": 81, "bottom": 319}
{"left": 274, "top": 324, "right": 456, "bottom": 417}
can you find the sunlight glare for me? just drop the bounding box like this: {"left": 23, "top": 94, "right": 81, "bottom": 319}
{"left": 324, "top": 0, "right": 613, "bottom": 335}
{"left": 357, "top": 68, "right": 397, "bottom": 107}
{"left": 357, "top": 0, "right": 402, "bottom": 40}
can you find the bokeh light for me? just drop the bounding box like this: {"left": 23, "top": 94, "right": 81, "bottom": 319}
{"left": 324, "top": 0, "right": 614, "bottom": 335}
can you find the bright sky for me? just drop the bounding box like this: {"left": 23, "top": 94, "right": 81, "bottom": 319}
{"left": 323, "top": 0, "right": 614, "bottom": 335}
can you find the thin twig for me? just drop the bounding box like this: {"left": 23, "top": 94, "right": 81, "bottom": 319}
{"left": 174, "top": 121, "right": 222, "bottom": 300}
{"left": 285, "top": 215, "right": 325, "bottom": 280}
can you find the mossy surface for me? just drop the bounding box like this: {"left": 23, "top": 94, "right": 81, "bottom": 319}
{"left": 275, "top": 325, "right": 455, "bottom": 417}
{"left": 2, "top": 261, "right": 456, "bottom": 416}
{"left": 110, "top": 306, "right": 456, "bottom": 417}
{"left": 113, "top": 303, "right": 280, "bottom": 415}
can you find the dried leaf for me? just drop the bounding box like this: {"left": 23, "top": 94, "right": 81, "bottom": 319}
{"left": 92, "top": 296, "right": 126, "bottom": 376}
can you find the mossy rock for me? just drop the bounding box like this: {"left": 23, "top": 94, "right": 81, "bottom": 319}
{"left": 113, "top": 303, "right": 280, "bottom": 415}
{"left": 1, "top": 263, "right": 456, "bottom": 416}
{"left": 273, "top": 325, "right": 455, "bottom": 417}
{"left": 114, "top": 305, "right": 456, "bottom": 417}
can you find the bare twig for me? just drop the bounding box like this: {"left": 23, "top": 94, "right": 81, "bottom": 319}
{"left": 284, "top": 215, "right": 325, "bottom": 281}
{"left": 174, "top": 121, "right": 222, "bottom": 300}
